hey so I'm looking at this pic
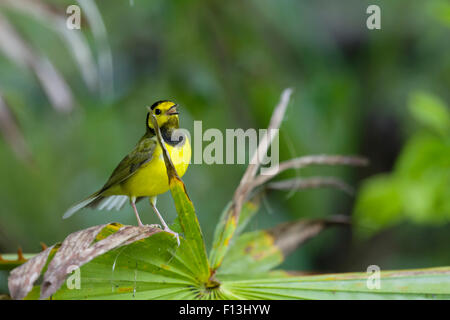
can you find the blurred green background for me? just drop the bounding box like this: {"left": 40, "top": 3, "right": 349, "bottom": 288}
{"left": 0, "top": 0, "right": 449, "bottom": 280}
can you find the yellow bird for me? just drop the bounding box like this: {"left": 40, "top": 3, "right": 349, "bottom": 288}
{"left": 63, "top": 101, "right": 191, "bottom": 243}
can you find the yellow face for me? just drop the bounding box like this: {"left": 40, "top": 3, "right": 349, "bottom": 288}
{"left": 147, "top": 100, "right": 179, "bottom": 129}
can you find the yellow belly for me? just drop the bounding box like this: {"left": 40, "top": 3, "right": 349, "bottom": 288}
{"left": 120, "top": 138, "right": 191, "bottom": 197}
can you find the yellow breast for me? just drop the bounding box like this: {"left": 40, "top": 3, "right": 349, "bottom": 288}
{"left": 121, "top": 137, "right": 191, "bottom": 197}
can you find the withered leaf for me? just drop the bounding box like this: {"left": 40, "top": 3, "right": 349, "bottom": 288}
{"left": 8, "top": 223, "right": 161, "bottom": 300}
{"left": 8, "top": 245, "right": 55, "bottom": 300}
{"left": 267, "top": 216, "right": 350, "bottom": 256}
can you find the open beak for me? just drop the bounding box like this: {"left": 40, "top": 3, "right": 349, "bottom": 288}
{"left": 166, "top": 104, "right": 179, "bottom": 115}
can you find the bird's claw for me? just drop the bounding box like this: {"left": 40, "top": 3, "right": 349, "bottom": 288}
{"left": 164, "top": 228, "right": 180, "bottom": 247}
{"left": 146, "top": 224, "right": 162, "bottom": 229}
{"left": 140, "top": 224, "right": 180, "bottom": 246}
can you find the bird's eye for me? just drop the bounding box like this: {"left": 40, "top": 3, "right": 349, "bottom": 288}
{"left": 155, "top": 109, "right": 161, "bottom": 115}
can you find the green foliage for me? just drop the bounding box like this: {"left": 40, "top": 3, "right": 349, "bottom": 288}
{"left": 354, "top": 92, "right": 450, "bottom": 235}
{"left": 429, "top": 0, "right": 450, "bottom": 26}
{"left": 7, "top": 118, "right": 448, "bottom": 299}
{"left": 1, "top": 0, "right": 450, "bottom": 292}
{"left": 16, "top": 205, "right": 450, "bottom": 299}
{"left": 408, "top": 92, "right": 450, "bottom": 136}
{"left": 218, "top": 230, "right": 283, "bottom": 275}
{"left": 220, "top": 268, "right": 450, "bottom": 299}
{"left": 168, "top": 177, "right": 210, "bottom": 283}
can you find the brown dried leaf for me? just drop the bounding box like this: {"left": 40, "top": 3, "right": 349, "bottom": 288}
{"left": 8, "top": 223, "right": 160, "bottom": 300}
{"left": 0, "top": 92, "right": 33, "bottom": 164}
{"left": 0, "top": 0, "right": 99, "bottom": 91}
{"left": 252, "top": 155, "right": 368, "bottom": 188}
{"left": 267, "top": 216, "right": 350, "bottom": 256}
{"left": 231, "top": 88, "right": 293, "bottom": 220}
{"left": 40, "top": 224, "right": 160, "bottom": 299}
{"left": 0, "top": 13, "right": 74, "bottom": 112}
{"left": 267, "top": 177, "right": 355, "bottom": 195}
{"left": 8, "top": 245, "right": 55, "bottom": 300}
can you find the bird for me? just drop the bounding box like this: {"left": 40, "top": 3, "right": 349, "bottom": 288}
{"left": 62, "top": 100, "right": 191, "bottom": 244}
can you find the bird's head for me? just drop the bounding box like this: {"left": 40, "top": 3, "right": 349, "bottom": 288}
{"left": 146, "top": 100, "right": 179, "bottom": 130}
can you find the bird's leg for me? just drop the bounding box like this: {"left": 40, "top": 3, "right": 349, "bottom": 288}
{"left": 149, "top": 196, "right": 180, "bottom": 246}
{"left": 130, "top": 197, "right": 144, "bottom": 227}
{"left": 130, "top": 197, "right": 161, "bottom": 229}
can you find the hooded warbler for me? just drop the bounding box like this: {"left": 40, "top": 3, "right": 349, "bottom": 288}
{"left": 63, "top": 101, "right": 191, "bottom": 244}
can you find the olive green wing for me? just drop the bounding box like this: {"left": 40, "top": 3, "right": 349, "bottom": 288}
{"left": 100, "top": 135, "right": 157, "bottom": 191}
{"left": 62, "top": 135, "right": 157, "bottom": 219}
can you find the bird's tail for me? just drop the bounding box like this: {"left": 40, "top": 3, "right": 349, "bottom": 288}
{"left": 62, "top": 192, "right": 129, "bottom": 219}
{"left": 62, "top": 192, "right": 101, "bottom": 219}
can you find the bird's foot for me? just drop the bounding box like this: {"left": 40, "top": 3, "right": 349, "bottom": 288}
{"left": 146, "top": 224, "right": 162, "bottom": 229}
{"left": 163, "top": 227, "right": 180, "bottom": 247}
